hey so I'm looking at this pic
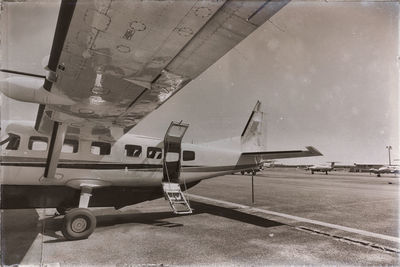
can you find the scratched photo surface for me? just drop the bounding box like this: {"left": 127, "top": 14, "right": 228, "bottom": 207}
{"left": 0, "top": 0, "right": 399, "bottom": 266}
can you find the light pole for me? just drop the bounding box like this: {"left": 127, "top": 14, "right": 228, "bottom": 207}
{"left": 386, "top": 145, "right": 392, "bottom": 166}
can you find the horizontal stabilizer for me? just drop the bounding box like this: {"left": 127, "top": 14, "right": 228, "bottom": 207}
{"left": 241, "top": 146, "right": 323, "bottom": 160}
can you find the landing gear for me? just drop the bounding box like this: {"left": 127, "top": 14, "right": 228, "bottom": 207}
{"left": 325, "top": 171, "right": 328, "bottom": 175}
{"left": 61, "top": 208, "right": 96, "bottom": 240}
{"left": 241, "top": 171, "right": 245, "bottom": 175}
{"left": 252, "top": 170, "right": 256, "bottom": 176}
{"left": 61, "top": 186, "right": 96, "bottom": 240}
{"left": 56, "top": 207, "right": 69, "bottom": 215}
{"left": 311, "top": 171, "right": 314, "bottom": 174}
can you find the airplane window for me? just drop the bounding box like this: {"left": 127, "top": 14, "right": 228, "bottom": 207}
{"left": 62, "top": 139, "right": 79, "bottom": 153}
{"left": 147, "top": 147, "right": 162, "bottom": 159}
{"left": 183, "top": 150, "right": 195, "bottom": 161}
{"left": 28, "top": 136, "right": 48, "bottom": 151}
{"left": 125, "top": 145, "right": 142, "bottom": 157}
{"left": 91, "top": 146, "right": 100, "bottom": 155}
{"left": 91, "top": 141, "right": 111, "bottom": 155}
{"left": 0, "top": 134, "right": 21, "bottom": 150}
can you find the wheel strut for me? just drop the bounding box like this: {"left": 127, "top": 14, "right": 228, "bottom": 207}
{"left": 61, "top": 186, "right": 96, "bottom": 240}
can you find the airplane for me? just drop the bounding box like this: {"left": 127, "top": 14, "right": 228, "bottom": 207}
{"left": 238, "top": 160, "right": 275, "bottom": 175}
{"left": 369, "top": 165, "right": 400, "bottom": 177}
{"left": 305, "top": 162, "right": 336, "bottom": 175}
{"left": 0, "top": 0, "right": 322, "bottom": 241}
{"left": 263, "top": 160, "right": 276, "bottom": 168}
{"left": 239, "top": 163, "right": 263, "bottom": 176}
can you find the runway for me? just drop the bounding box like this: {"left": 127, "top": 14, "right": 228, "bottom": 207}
{"left": 1, "top": 168, "right": 399, "bottom": 265}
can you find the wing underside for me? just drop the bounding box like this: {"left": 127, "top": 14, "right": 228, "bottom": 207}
{"left": 241, "top": 146, "right": 323, "bottom": 160}
{"left": 35, "top": 0, "right": 290, "bottom": 139}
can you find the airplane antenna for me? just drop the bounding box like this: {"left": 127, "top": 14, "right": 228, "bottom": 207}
{"left": 251, "top": 173, "right": 255, "bottom": 204}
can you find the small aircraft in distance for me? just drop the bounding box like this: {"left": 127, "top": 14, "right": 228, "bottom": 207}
{"left": 369, "top": 165, "right": 400, "bottom": 177}
{"left": 305, "top": 162, "right": 337, "bottom": 175}
{"left": 239, "top": 160, "right": 279, "bottom": 175}
{"left": 240, "top": 163, "right": 264, "bottom": 176}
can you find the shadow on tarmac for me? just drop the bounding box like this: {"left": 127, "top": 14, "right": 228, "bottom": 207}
{"left": 43, "top": 201, "right": 283, "bottom": 238}
{"left": 1, "top": 209, "right": 41, "bottom": 266}
{"left": 190, "top": 201, "right": 284, "bottom": 228}
{"left": 2, "top": 200, "right": 284, "bottom": 263}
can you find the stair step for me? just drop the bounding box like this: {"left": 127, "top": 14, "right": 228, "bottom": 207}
{"left": 170, "top": 201, "right": 187, "bottom": 204}
{"left": 162, "top": 182, "right": 192, "bottom": 215}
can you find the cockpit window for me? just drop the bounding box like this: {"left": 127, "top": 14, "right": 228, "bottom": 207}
{"left": 147, "top": 147, "right": 162, "bottom": 159}
{"left": 28, "top": 136, "right": 48, "bottom": 151}
{"left": 0, "top": 134, "right": 21, "bottom": 150}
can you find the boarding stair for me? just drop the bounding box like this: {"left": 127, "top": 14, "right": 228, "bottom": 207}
{"left": 162, "top": 121, "right": 192, "bottom": 215}
{"left": 162, "top": 182, "right": 192, "bottom": 214}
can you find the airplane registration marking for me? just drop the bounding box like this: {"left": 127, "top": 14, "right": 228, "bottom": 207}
{"left": 188, "top": 194, "right": 400, "bottom": 244}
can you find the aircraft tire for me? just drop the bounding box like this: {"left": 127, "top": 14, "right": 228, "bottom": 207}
{"left": 252, "top": 171, "right": 256, "bottom": 176}
{"left": 61, "top": 208, "right": 96, "bottom": 240}
{"left": 241, "top": 171, "right": 245, "bottom": 175}
{"left": 311, "top": 171, "right": 314, "bottom": 174}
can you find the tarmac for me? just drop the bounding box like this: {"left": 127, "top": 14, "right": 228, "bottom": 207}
{"left": 1, "top": 168, "right": 399, "bottom": 266}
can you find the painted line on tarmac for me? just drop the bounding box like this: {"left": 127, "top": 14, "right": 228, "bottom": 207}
{"left": 188, "top": 194, "right": 400, "bottom": 244}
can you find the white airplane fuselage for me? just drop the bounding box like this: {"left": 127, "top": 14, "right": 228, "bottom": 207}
{"left": 1, "top": 124, "right": 257, "bottom": 209}
{"left": 370, "top": 165, "right": 400, "bottom": 177}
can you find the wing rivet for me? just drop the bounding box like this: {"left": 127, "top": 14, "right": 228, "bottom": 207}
{"left": 129, "top": 21, "right": 146, "bottom": 31}
{"left": 176, "top": 27, "right": 193, "bottom": 37}
{"left": 79, "top": 108, "right": 94, "bottom": 115}
{"left": 116, "top": 45, "right": 131, "bottom": 53}
{"left": 194, "top": 7, "right": 212, "bottom": 18}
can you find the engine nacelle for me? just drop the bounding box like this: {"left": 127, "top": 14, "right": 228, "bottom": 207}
{"left": 0, "top": 76, "right": 75, "bottom": 105}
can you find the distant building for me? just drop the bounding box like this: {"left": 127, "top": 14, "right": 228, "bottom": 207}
{"left": 350, "top": 164, "right": 383, "bottom": 173}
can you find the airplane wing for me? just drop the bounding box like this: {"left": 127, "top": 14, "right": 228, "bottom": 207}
{"left": 241, "top": 146, "right": 323, "bottom": 160}
{"left": 32, "top": 0, "right": 290, "bottom": 141}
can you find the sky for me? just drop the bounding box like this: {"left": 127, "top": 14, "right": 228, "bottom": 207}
{"left": 1, "top": 1, "right": 399, "bottom": 165}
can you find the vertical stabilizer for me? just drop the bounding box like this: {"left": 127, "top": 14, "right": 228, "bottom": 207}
{"left": 241, "top": 101, "right": 264, "bottom": 152}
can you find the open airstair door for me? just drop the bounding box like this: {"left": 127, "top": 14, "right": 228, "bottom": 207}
{"left": 162, "top": 121, "right": 192, "bottom": 214}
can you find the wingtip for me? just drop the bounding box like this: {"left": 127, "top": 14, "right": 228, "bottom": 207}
{"left": 306, "top": 146, "right": 323, "bottom": 156}
{"left": 253, "top": 100, "right": 262, "bottom": 112}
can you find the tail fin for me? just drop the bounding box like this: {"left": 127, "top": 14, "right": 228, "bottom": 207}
{"left": 241, "top": 101, "right": 264, "bottom": 152}
{"left": 329, "top": 162, "right": 337, "bottom": 168}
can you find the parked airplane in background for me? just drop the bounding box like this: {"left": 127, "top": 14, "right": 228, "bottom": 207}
{"left": 239, "top": 160, "right": 275, "bottom": 175}
{"left": 0, "top": 0, "right": 322, "bottom": 241}
{"left": 240, "top": 163, "right": 263, "bottom": 176}
{"left": 369, "top": 165, "right": 400, "bottom": 177}
{"left": 306, "top": 162, "right": 336, "bottom": 175}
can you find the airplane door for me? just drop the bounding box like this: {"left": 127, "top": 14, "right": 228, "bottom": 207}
{"left": 163, "top": 121, "right": 188, "bottom": 183}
